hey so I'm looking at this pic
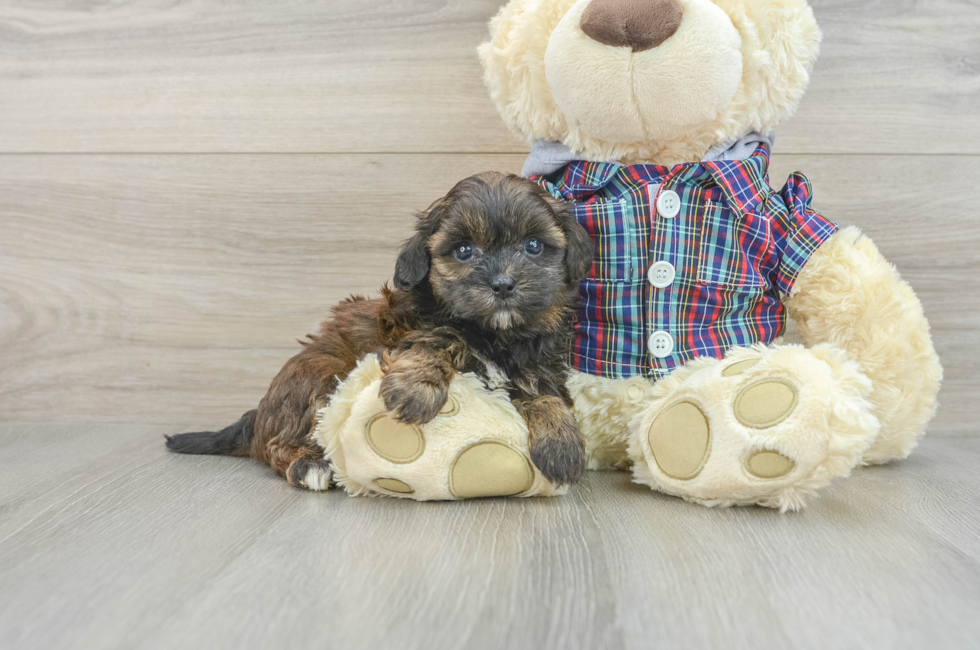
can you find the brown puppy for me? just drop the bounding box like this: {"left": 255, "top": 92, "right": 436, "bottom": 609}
{"left": 166, "top": 172, "right": 594, "bottom": 490}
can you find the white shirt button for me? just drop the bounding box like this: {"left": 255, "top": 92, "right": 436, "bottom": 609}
{"left": 647, "top": 261, "right": 676, "bottom": 288}
{"left": 648, "top": 331, "right": 674, "bottom": 359}
{"left": 657, "top": 190, "right": 681, "bottom": 219}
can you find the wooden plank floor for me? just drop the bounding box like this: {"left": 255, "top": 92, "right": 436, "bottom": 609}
{"left": 1, "top": 424, "right": 978, "bottom": 650}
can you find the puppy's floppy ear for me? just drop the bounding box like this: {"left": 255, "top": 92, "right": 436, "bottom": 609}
{"left": 547, "top": 196, "right": 594, "bottom": 282}
{"left": 394, "top": 196, "right": 449, "bottom": 291}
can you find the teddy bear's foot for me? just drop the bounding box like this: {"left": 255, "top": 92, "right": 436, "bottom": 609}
{"left": 629, "top": 345, "right": 880, "bottom": 512}
{"left": 312, "top": 355, "right": 566, "bottom": 500}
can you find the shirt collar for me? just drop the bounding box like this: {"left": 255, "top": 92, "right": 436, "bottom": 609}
{"left": 701, "top": 144, "right": 771, "bottom": 215}
{"left": 529, "top": 136, "right": 773, "bottom": 216}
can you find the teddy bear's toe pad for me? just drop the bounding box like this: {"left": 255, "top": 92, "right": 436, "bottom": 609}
{"left": 365, "top": 414, "right": 425, "bottom": 464}
{"left": 449, "top": 441, "right": 535, "bottom": 499}
{"left": 745, "top": 451, "right": 795, "bottom": 479}
{"left": 647, "top": 400, "right": 711, "bottom": 481}
{"left": 721, "top": 358, "right": 761, "bottom": 377}
{"left": 733, "top": 379, "right": 798, "bottom": 429}
{"left": 439, "top": 396, "right": 460, "bottom": 417}
{"left": 373, "top": 477, "right": 415, "bottom": 494}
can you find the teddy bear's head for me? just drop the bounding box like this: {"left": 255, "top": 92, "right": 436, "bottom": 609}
{"left": 480, "top": 0, "right": 820, "bottom": 165}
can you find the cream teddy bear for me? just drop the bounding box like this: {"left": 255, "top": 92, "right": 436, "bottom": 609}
{"left": 315, "top": 0, "right": 942, "bottom": 510}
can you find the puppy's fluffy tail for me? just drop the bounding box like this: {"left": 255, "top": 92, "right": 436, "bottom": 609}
{"left": 165, "top": 410, "right": 256, "bottom": 457}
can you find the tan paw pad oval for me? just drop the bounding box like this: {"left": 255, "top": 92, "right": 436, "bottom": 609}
{"left": 439, "top": 396, "right": 460, "bottom": 417}
{"left": 449, "top": 442, "right": 534, "bottom": 499}
{"left": 373, "top": 478, "right": 415, "bottom": 494}
{"left": 734, "top": 379, "right": 799, "bottom": 429}
{"left": 722, "top": 358, "right": 761, "bottom": 377}
{"left": 745, "top": 451, "right": 796, "bottom": 479}
{"left": 365, "top": 414, "right": 425, "bottom": 464}
{"left": 647, "top": 400, "right": 711, "bottom": 481}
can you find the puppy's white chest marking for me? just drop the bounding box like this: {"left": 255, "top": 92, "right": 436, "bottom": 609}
{"left": 484, "top": 362, "right": 510, "bottom": 391}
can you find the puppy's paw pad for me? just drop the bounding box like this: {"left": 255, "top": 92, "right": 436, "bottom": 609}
{"left": 647, "top": 400, "right": 711, "bottom": 481}
{"left": 745, "top": 451, "right": 796, "bottom": 479}
{"left": 373, "top": 477, "right": 415, "bottom": 494}
{"left": 449, "top": 442, "right": 534, "bottom": 499}
{"left": 733, "top": 379, "right": 799, "bottom": 429}
{"left": 722, "top": 358, "right": 761, "bottom": 377}
{"left": 365, "top": 414, "right": 425, "bottom": 464}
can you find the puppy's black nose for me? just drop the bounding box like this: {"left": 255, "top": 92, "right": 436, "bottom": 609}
{"left": 491, "top": 275, "right": 517, "bottom": 297}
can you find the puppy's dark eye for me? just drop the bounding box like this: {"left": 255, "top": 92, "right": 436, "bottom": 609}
{"left": 523, "top": 238, "right": 543, "bottom": 256}
{"left": 453, "top": 243, "right": 474, "bottom": 262}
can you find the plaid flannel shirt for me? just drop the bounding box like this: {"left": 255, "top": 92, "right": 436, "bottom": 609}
{"left": 531, "top": 143, "right": 838, "bottom": 380}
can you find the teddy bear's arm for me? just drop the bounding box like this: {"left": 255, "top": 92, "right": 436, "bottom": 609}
{"left": 786, "top": 226, "right": 943, "bottom": 462}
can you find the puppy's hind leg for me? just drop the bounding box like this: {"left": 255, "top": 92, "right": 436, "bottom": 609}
{"left": 268, "top": 443, "right": 336, "bottom": 492}
{"left": 290, "top": 458, "right": 336, "bottom": 492}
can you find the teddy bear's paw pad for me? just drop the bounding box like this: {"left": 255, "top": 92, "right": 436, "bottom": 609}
{"left": 439, "top": 396, "right": 460, "bottom": 417}
{"left": 745, "top": 451, "right": 796, "bottom": 479}
{"left": 647, "top": 400, "right": 711, "bottom": 481}
{"left": 733, "top": 379, "right": 799, "bottom": 429}
{"left": 449, "top": 441, "right": 535, "bottom": 499}
{"left": 373, "top": 477, "right": 415, "bottom": 495}
{"left": 722, "top": 358, "right": 761, "bottom": 377}
{"left": 365, "top": 414, "right": 425, "bottom": 464}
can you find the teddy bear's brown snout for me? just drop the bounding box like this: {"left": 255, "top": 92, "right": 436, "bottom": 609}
{"left": 580, "top": 0, "right": 684, "bottom": 52}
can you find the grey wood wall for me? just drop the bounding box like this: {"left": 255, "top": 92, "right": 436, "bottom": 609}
{"left": 1, "top": 1, "right": 977, "bottom": 435}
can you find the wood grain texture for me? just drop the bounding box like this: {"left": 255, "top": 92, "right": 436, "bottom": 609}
{"left": 0, "top": 0, "right": 978, "bottom": 154}
{"left": 1, "top": 153, "right": 976, "bottom": 434}
{"left": 0, "top": 424, "right": 978, "bottom": 650}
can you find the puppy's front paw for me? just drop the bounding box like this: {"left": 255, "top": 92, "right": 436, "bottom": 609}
{"left": 524, "top": 396, "right": 586, "bottom": 487}
{"left": 530, "top": 432, "right": 586, "bottom": 487}
{"left": 379, "top": 352, "right": 452, "bottom": 425}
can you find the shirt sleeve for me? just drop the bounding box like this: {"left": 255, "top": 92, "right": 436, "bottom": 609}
{"left": 769, "top": 172, "right": 839, "bottom": 296}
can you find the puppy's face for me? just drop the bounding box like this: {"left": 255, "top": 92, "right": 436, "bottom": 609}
{"left": 395, "top": 173, "right": 593, "bottom": 332}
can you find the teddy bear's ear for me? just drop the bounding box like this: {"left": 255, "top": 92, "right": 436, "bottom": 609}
{"left": 730, "top": 0, "right": 822, "bottom": 130}
{"left": 478, "top": 0, "right": 569, "bottom": 146}
{"left": 394, "top": 197, "right": 448, "bottom": 291}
